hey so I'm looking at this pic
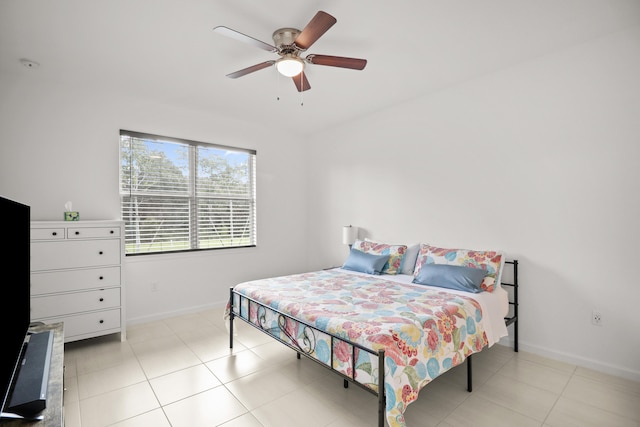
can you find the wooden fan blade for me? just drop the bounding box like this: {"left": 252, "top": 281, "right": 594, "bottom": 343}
{"left": 213, "top": 26, "right": 277, "bottom": 53}
{"left": 294, "top": 11, "right": 337, "bottom": 50}
{"left": 226, "top": 61, "right": 275, "bottom": 79}
{"left": 292, "top": 72, "right": 311, "bottom": 92}
{"left": 307, "top": 54, "right": 367, "bottom": 70}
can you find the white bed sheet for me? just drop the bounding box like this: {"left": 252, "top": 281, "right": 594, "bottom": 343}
{"left": 333, "top": 268, "right": 509, "bottom": 347}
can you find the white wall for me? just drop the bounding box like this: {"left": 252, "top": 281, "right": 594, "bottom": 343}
{"left": 0, "top": 76, "right": 309, "bottom": 323}
{"left": 306, "top": 26, "right": 640, "bottom": 380}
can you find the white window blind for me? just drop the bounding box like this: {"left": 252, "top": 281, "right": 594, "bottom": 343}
{"left": 120, "top": 130, "right": 256, "bottom": 255}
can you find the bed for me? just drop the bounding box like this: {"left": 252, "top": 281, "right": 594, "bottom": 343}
{"left": 225, "top": 241, "right": 519, "bottom": 427}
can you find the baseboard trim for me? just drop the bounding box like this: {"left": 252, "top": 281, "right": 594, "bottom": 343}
{"left": 498, "top": 336, "right": 640, "bottom": 382}
{"left": 127, "top": 300, "right": 226, "bottom": 326}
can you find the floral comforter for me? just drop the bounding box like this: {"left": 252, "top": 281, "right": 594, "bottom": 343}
{"left": 228, "top": 269, "right": 488, "bottom": 427}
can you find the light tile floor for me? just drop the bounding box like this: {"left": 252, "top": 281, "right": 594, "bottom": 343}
{"left": 62, "top": 307, "right": 640, "bottom": 427}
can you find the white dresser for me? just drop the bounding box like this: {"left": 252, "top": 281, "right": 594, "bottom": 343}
{"left": 30, "top": 220, "right": 126, "bottom": 343}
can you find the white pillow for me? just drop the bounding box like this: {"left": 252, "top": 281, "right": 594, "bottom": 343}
{"left": 400, "top": 243, "right": 421, "bottom": 275}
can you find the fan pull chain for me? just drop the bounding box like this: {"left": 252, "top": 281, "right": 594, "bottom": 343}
{"left": 276, "top": 68, "right": 281, "bottom": 101}
{"left": 300, "top": 70, "right": 304, "bottom": 107}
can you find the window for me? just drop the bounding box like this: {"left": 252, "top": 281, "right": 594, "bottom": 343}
{"left": 119, "top": 130, "right": 256, "bottom": 255}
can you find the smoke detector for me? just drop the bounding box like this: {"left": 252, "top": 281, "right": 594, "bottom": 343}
{"left": 20, "top": 59, "right": 40, "bottom": 69}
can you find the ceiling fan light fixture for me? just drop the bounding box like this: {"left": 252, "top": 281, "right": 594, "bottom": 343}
{"left": 276, "top": 56, "right": 304, "bottom": 77}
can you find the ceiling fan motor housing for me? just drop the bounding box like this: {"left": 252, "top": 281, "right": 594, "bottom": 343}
{"left": 272, "top": 28, "right": 302, "bottom": 54}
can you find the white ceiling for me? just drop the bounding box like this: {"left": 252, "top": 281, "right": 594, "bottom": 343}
{"left": 1, "top": 0, "right": 639, "bottom": 134}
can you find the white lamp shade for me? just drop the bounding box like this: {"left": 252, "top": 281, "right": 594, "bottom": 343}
{"left": 276, "top": 56, "right": 304, "bottom": 77}
{"left": 342, "top": 225, "right": 358, "bottom": 245}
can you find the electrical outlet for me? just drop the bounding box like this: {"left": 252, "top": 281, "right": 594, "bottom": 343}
{"left": 592, "top": 310, "right": 602, "bottom": 326}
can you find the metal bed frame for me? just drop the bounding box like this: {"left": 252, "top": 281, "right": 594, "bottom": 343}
{"left": 228, "top": 259, "right": 519, "bottom": 427}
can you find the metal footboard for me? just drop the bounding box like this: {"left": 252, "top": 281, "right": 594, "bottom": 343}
{"left": 229, "top": 288, "right": 387, "bottom": 426}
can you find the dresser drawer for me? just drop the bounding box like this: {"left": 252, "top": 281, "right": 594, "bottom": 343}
{"left": 31, "top": 266, "right": 121, "bottom": 295}
{"left": 67, "top": 226, "right": 121, "bottom": 239}
{"left": 31, "top": 239, "right": 121, "bottom": 271}
{"left": 38, "top": 309, "right": 121, "bottom": 342}
{"left": 31, "top": 288, "right": 121, "bottom": 319}
{"left": 31, "top": 228, "right": 66, "bottom": 241}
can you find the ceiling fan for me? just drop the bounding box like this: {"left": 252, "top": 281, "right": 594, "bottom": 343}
{"left": 213, "top": 11, "right": 367, "bottom": 92}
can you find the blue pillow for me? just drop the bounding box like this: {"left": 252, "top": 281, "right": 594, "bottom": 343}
{"left": 412, "top": 264, "right": 486, "bottom": 293}
{"left": 342, "top": 248, "right": 390, "bottom": 275}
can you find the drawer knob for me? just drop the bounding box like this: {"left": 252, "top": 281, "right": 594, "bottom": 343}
{"left": 52, "top": 232, "right": 57, "bottom": 236}
{"left": 99, "top": 298, "right": 104, "bottom": 302}
{"left": 99, "top": 276, "right": 104, "bottom": 280}
{"left": 75, "top": 231, "right": 80, "bottom": 235}
{"left": 99, "top": 251, "right": 103, "bottom": 255}
{"left": 99, "top": 320, "right": 104, "bottom": 324}
{"left": 110, "top": 230, "right": 114, "bottom": 234}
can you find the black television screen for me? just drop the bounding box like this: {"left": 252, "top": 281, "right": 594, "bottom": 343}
{"left": 0, "top": 196, "right": 30, "bottom": 413}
